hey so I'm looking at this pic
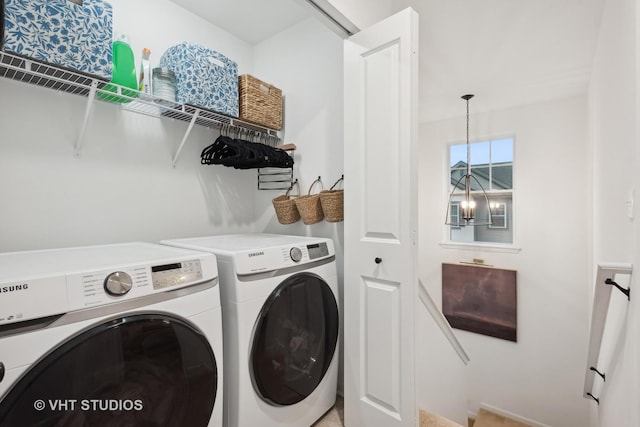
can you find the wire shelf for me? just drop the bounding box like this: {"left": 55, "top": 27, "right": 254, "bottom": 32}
{"left": 0, "top": 50, "right": 280, "bottom": 164}
{"left": 0, "top": 51, "right": 99, "bottom": 94}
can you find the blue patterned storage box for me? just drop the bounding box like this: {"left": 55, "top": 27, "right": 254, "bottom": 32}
{"left": 1, "top": 0, "right": 112, "bottom": 80}
{"left": 160, "top": 42, "right": 239, "bottom": 117}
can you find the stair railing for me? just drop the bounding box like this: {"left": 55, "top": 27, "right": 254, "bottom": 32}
{"left": 583, "top": 263, "right": 633, "bottom": 404}
{"left": 418, "top": 278, "right": 470, "bottom": 365}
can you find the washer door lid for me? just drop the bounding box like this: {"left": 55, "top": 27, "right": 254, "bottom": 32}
{"left": 0, "top": 313, "right": 218, "bottom": 426}
{"left": 250, "top": 272, "right": 339, "bottom": 406}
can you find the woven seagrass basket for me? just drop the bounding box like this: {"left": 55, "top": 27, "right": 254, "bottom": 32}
{"left": 294, "top": 177, "right": 324, "bottom": 225}
{"left": 239, "top": 74, "right": 283, "bottom": 130}
{"left": 272, "top": 180, "right": 300, "bottom": 224}
{"left": 320, "top": 175, "right": 344, "bottom": 223}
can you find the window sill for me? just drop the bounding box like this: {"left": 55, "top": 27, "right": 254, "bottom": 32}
{"left": 439, "top": 242, "right": 522, "bottom": 254}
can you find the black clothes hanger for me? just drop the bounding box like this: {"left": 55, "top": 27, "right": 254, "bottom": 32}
{"left": 201, "top": 136, "right": 241, "bottom": 166}
{"left": 241, "top": 140, "right": 293, "bottom": 169}
{"left": 201, "top": 135, "right": 294, "bottom": 169}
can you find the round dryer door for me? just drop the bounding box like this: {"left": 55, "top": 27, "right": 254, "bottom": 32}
{"left": 250, "top": 272, "right": 339, "bottom": 406}
{"left": 0, "top": 314, "right": 217, "bottom": 427}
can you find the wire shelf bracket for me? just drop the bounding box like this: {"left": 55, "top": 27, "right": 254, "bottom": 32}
{"left": 75, "top": 80, "right": 98, "bottom": 157}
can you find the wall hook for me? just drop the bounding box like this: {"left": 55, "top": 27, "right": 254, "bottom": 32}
{"left": 287, "top": 178, "right": 299, "bottom": 191}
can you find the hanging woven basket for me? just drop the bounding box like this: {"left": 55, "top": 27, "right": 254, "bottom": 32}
{"left": 272, "top": 180, "right": 300, "bottom": 224}
{"left": 294, "top": 177, "right": 324, "bottom": 225}
{"left": 320, "top": 175, "right": 344, "bottom": 223}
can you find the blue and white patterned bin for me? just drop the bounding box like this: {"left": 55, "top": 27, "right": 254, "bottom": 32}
{"left": 160, "top": 42, "right": 239, "bottom": 117}
{"left": 1, "top": 0, "right": 113, "bottom": 80}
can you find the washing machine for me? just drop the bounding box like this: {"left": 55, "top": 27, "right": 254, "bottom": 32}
{"left": 0, "top": 242, "right": 224, "bottom": 427}
{"left": 161, "top": 233, "right": 339, "bottom": 427}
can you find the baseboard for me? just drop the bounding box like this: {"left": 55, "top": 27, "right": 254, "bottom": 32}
{"left": 467, "top": 409, "right": 476, "bottom": 421}
{"left": 471, "top": 403, "right": 551, "bottom": 427}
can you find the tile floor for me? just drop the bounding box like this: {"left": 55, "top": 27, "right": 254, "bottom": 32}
{"left": 419, "top": 409, "right": 465, "bottom": 427}
{"left": 313, "top": 403, "right": 532, "bottom": 427}
{"left": 312, "top": 395, "right": 344, "bottom": 427}
{"left": 472, "top": 408, "right": 532, "bottom": 427}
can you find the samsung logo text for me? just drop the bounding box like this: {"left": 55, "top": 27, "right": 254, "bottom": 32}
{"left": 1, "top": 284, "right": 29, "bottom": 294}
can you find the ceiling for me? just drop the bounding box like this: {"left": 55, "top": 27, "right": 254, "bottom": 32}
{"left": 167, "top": 0, "right": 312, "bottom": 45}
{"left": 417, "top": 0, "right": 605, "bottom": 121}
{"left": 167, "top": 0, "right": 605, "bottom": 122}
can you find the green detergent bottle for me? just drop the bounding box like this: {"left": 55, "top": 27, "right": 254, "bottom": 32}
{"left": 98, "top": 34, "right": 139, "bottom": 103}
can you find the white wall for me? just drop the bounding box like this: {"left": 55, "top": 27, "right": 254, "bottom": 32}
{"left": 0, "top": 1, "right": 343, "bottom": 253}
{"left": 419, "top": 95, "right": 591, "bottom": 426}
{"left": 588, "top": 0, "right": 639, "bottom": 425}
{"left": 109, "top": 0, "right": 253, "bottom": 75}
{"left": 415, "top": 297, "right": 469, "bottom": 425}
{"left": 251, "top": 18, "right": 344, "bottom": 220}
{"left": 0, "top": 0, "right": 262, "bottom": 252}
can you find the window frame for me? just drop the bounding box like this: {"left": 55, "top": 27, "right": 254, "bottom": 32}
{"left": 445, "top": 135, "right": 516, "bottom": 247}
{"left": 488, "top": 201, "right": 508, "bottom": 229}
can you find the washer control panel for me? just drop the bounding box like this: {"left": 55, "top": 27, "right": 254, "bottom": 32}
{"left": 236, "top": 240, "right": 333, "bottom": 275}
{"left": 66, "top": 259, "right": 207, "bottom": 310}
{"left": 0, "top": 243, "right": 218, "bottom": 326}
{"left": 284, "top": 242, "right": 329, "bottom": 264}
{"left": 151, "top": 259, "right": 203, "bottom": 290}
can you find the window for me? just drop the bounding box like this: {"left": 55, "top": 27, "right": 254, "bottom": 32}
{"left": 449, "top": 202, "right": 461, "bottom": 228}
{"left": 488, "top": 202, "right": 507, "bottom": 229}
{"left": 448, "top": 137, "right": 513, "bottom": 244}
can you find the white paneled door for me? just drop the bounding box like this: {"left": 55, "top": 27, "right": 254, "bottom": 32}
{"left": 343, "top": 8, "right": 419, "bottom": 427}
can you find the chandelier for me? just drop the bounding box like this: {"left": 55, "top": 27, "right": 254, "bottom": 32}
{"left": 445, "top": 94, "right": 494, "bottom": 226}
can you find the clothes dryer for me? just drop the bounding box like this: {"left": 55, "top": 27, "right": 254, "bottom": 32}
{"left": 161, "top": 233, "right": 339, "bottom": 427}
{"left": 0, "top": 242, "right": 223, "bottom": 427}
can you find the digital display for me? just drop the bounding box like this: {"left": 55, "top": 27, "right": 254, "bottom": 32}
{"left": 307, "top": 243, "right": 329, "bottom": 259}
{"left": 151, "top": 260, "right": 203, "bottom": 290}
{"left": 151, "top": 263, "right": 182, "bottom": 273}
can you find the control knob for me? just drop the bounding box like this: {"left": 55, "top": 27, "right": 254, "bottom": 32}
{"left": 104, "top": 271, "right": 133, "bottom": 296}
{"left": 290, "top": 247, "right": 303, "bottom": 262}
